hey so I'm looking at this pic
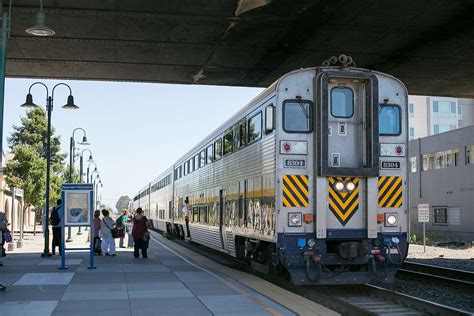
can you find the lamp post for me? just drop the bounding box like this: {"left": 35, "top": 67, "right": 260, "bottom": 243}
{"left": 80, "top": 149, "right": 94, "bottom": 183}
{"left": 93, "top": 177, "right": 102, "bottom": 209}
{"left": 66, "top": 128, "right": 89, "bottom": 241}
{"left": 87, "top": 162, "right": 98, "bottom": 184}
{"left": 21, "top": 82, "right": 79, "bottom": 257}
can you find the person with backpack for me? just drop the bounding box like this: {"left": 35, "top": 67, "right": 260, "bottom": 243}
{"left": 50, "top": 199, "right": 62, "bottom": 255}
{"left": 99, "top": 209, "right": 116, "bottom": 256}
{"left": 117, "top": 209, "right": 128, "bottom": 248}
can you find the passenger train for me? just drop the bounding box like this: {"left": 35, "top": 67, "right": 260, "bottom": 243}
{"left": 131, "top": 56, "right": 409, "bottom": 285}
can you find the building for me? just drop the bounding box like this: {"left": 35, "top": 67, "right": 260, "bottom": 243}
{"left": 409, "top": 125, "right": 474, "bottom": 243}
{"left": 408, "top": 96, "right": 474, "bottom": 140}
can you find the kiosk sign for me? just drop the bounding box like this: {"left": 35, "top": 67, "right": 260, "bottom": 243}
{"left": 418, "top": 204, "right": 429, "bottom": 223}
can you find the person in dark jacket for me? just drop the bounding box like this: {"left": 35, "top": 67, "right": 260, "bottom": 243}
{"left": 132, "top": 207, "right": 149, "bottom": 258}
{"left": 51, "top": 199, "right": 62, "bottom": 255}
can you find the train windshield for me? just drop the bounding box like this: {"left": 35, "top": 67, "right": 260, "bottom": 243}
{"left": 379, "top": 104, "right": 401, "bottom": 135}
{"left": 283, "top": 100, "right": 312, "bottom": 133}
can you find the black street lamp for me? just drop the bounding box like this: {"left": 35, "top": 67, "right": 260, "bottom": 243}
{"left": 93, "top": 177, "right": 103, "bottom": 209}
{"left": 66, "top": 127, "right": 89, "bottom": 241}
{"left": 87, "top": 162, "right": 98, "bottom": 184}
{"left": 80, "top": 149, "right": 94, "bottom": 183}
{"left": 21, "top": 82, "right": 79, "bottom": 257}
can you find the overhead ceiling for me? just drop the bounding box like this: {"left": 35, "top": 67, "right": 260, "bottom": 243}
{"left": 4, "top": 0, "right": 474, "bottom": 97}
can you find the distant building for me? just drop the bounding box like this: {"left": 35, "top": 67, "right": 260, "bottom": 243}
{"left": 408, "top": 96, "right": 474, "bottom": 140}
{"left": 409, "top": 126, "right": 474, "bottom": 243}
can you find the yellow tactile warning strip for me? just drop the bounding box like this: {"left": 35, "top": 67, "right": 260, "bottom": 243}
{"left": 150, "top": 233, "right": 338, "bottom": 316}
{"left": 328, "top": 177, "right": 359, "bottom": 226}
{"left": 282, "top": 175, "right": 309, "bottom": 207}
{"left": 378, "top": 176, "right": 403, "bottom": 208}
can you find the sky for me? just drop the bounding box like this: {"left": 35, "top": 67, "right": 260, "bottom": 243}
{"left": 3, "top": 78, "right": 264, "bottom": 209}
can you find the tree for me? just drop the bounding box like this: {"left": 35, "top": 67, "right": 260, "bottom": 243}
{"left": 8, "top": 107, "right": 66, "bottom": 170}
{"left": 116, "top": 196, "right": 131, "bottom": 212}
{"left": 3, "top": 145, "right": 46, "bottom": 210}
{"left": 5, "top": 107, "right": 68, "bottom": 208}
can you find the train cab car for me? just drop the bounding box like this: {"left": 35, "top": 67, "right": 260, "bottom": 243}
{"left": 132, "top": 57, "right": 408, "bottom": 285}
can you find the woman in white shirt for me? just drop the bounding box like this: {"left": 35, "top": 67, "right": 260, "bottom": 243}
{"left": 99, "top": 209, "right": 116, "bottom": 256}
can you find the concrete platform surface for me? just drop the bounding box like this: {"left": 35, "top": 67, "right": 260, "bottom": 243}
{"left": 0, "top": 228, "right": 337, "bottom": 316}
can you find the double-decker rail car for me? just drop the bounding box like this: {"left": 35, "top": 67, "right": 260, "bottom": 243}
{"left": 132, "top": 57, "right": 408, "bottom": 285}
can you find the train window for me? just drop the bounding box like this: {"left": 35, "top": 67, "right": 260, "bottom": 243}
{"left": 206, "top": 145, "right": 214, "bottom": 164}
{"left": 265, "top": 104, "right": 275, "bottom": 133}
{"left": 248, "top": 112, "right": 262, "bottom": 144}
{"left": 199, "top": 206, "right": 208, "bottom": 224}
{"left": 283, "top": 100, "right": 312, "bottom": 133}
{"left": 331, "top": 87, "right": 354, "bottom": 118}
{"left": 214, "top": 138, "right": 222, "bottom": 160}
{"left": 192, "top": 207, "right": 199, "bottom": 222}
{"left": 194, "top": 155, "right": 200, "bottom": 171}
{"left": 379, "top": 105, "right": 401, "bottom": 136}
{"left": 238, "top": 122, "right": 246, "bottom": 148}
{"left": 223, "top": 130, "right": 234, "bottom": 155}
{"left": 200, "top": 150, "right": 206, "bottom": 168}
{"left": 184, "top": 162, "right": 188, "bottom": 176}
{"left": 188, "top": 158, "right": 194, "bottom": 173}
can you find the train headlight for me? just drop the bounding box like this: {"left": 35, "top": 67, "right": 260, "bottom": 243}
{"left": 345, "top": 181, "right": 355, "bottom": 192}
{"left": 288, "top": 212, "right": 302, "bottom": 227}
{"left": 334, "top": 181, "right": 344, "bottom": 191}
{"left": 385, "top": 213, "right": 398, "bottom": 226}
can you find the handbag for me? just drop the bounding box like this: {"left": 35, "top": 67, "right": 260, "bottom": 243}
{"left": 3, "top": 230, "right": 12, "bottom": 243}
{"left": 102, "top": 219, "right": 119, "bottom": 239}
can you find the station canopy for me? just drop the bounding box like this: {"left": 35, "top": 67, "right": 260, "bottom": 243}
{"left": 5, "top": 0, "right": 474, "bottom": 97}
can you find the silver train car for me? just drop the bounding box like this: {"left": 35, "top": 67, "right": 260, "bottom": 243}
{"left": 132, "top": 63, "right": 408, "bottom": 285}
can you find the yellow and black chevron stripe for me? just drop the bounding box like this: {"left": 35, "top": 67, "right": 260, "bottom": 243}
{"left": 378, "top": 176, "right": 403, "bottom": 208}
{"left": 328, "top": 177, "right": 359, "bottom": 226}
{"left": 282, "top": 175, "right": 309, "bottom": 207}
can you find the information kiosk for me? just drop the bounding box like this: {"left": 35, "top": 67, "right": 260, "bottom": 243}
{"left": 59, "top": 183, "right": 95, "bottom": 270}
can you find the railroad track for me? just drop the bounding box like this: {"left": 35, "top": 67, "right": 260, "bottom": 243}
{"left": 158, "top": 233, "right": 472, "bottom": 315}
{"left": 397, "top": 261, "right": 474, "bottom": 292}
{"left": 306, "top": 284, "right": 470, "bottom": 315}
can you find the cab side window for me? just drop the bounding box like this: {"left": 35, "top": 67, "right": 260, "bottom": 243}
{"left": 379, "top": 105, "right": 401, "bottom": 136}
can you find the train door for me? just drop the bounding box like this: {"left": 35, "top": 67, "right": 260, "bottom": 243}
{"left": 219, "top": 189, "right": 227, "bottom": 250}
{"left": 318, "top": 71, "right": 379, "bottom": 232}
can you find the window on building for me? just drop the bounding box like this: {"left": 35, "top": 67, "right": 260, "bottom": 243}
{"left": 448, "top": 207, "right": 461, "bottom": 225}
{"left": 435, "top": 152, "right": 445, "bottom": 169}
{"left": 433, "top": 124, "right": 439, "bottom": 134}
{"left": 445, "top": 149, "right": 459, "bottom": 167}
{"left": 379, "top": 105, "right": 401, "bottom": 135}
{"left": 451, "top": 102, "right": 456, "bottom": 114}
{"left": 433, "top": 101, "right": 438, "bottom": 112}
{"left": 409, "top": 127, "right": 415, "bottom": 140}
{"left": 188, "top": 158, "right": 194, "bottom": 173}
{"left": 410, "top": 156, "right": 417, "bottom": 173}
{"left": 422, "top": 153, "right": 435, "bottom": 171}
{"left": 458, "top": 105, "right": 463, "bottom": 119}
{"left": 283, "top": 100, "right": 312, "bottom": 133}
{"left": 331, "top": 88, "right": 354, "bottom": 118}
{"left": 184, "top": 161, "right": 188, "bottom": 176}
{"left": 248, "top": 112, "right": 262, "bottom": 144}
{"left": 214, "top": 138, "right": 222, "bottom": 160}
{"left": 223, "top": 130, "right": 234, "bottom": 155}
{"left": 467, "top": 145, "right": 474, "bottom": 164}
{"left": 409, "top": 103, "right": 414, "bottom": 117}
{"left": 434, "top": 207, "right": 448, "bottom": 224}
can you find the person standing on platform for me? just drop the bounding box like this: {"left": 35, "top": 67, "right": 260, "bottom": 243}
{"left": 92, "top": 210, "right": 102, "bottom": 255}
{"left": 118, "top": 209, "right": 128, "bottom": 248}
{"left": 0, "top": 211, "right": 8, "bottom": 257}
{"left": 100, "top": 209, "right": 116, "bottom": 256}
{"left": 132, "top": 207, "right": 149, "bottom": 259}
{"left": 127, "top": 212, "right": 134, "bottom": 248}
{"left": 50, "top": 199, "right": 62, "bottom": 255}
{"left": 182, "top": 198, "right": 191, "bottom": 238}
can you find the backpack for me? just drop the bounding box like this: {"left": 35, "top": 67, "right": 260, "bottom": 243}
{"left": 50, "top": 207, "right": 60, "bottom": 226}
{"left": 115, "top": 216, "right": 123, "bottom": 227}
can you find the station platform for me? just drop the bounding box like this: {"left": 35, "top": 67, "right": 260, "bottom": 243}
{"left": 0, "top": 228, "right": 336, "bottom": 316}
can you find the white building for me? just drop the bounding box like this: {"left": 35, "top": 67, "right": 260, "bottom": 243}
{"left": 408, "top": 96, "right": 474, "bottom": 140}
